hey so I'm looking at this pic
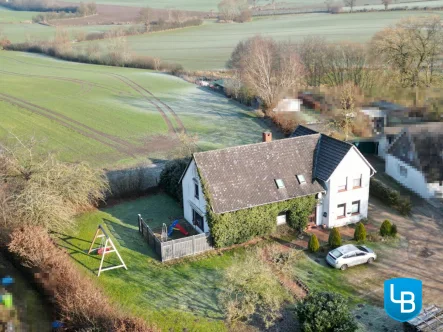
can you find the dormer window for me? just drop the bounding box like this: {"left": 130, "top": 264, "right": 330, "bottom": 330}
{"left": 275, "top": 179, "right": 285, "bottom": 189}
{"left": 296, "top": 174, "right": 306, "bottom": 184}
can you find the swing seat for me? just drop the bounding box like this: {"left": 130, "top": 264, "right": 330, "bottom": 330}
{"left": 98, "top": 247, "right": 111, "bottom": 255}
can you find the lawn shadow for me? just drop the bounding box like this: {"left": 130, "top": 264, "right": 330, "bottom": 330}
{"left": 52, "top": 231, "right": 117, "bottom": 274}
{"left": 103, "top": 218, "right": 159, "bottom": 260}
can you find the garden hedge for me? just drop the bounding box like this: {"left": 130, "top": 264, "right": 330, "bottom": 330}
{"left": 201, "top": 173, "right": 317, "bottom": 247}
{"left": 369, "top": 178, "right": 411, "bottom": 215}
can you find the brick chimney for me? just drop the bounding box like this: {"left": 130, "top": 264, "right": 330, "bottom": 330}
{"left": 262, "top": 131, "right": 272, "bottom": 143}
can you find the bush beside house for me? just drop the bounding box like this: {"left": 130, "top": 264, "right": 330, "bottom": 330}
{"left": 354, "top": 222, "right": 366, "bottom": 242}
{"left": 328, "top": 228, "right": 342, "bottom": 248}
{"left": 159, "top": 158, "right": 190, "bottom": 203}
{"left": 369, "top": 178, "right": 411, "bottom": 215}
{"left": 380, "top": 219, "right": 398, "bottom": 237}
{"left": 206, "top": 195, "right": 317, "bottom": 248}
{"left": 308, "top": 234, "right": 320, "bottom": 253}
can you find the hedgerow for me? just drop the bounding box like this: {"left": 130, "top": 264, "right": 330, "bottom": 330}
{"left": 201, "top": 173, "right": 316, "bottom": 247}
{"left": 369, "top": 178, "right": 411, "bottom": 215}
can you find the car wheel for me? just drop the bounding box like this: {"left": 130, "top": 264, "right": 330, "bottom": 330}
{"left": 367, "top": 258, "right": 374, "bottom": 264}
{"left": 340, "top": 264, "right": 348, "bottom": 271}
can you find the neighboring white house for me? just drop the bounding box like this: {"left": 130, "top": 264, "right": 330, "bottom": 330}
{"left": 273, "top": 98, "right": 302, "bottom": 112}
{"left": 360, "top": 108, "right": 387, "bottom": 135}
{"left": 180, "top": 126, "right": 376, "bottom": 237}
{"left": 385, "top": 123, "right": 443, "bottom": 200}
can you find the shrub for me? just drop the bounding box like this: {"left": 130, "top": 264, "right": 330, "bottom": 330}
{"left": 308, "top": 234, "right": 320, "bottom": 253}
{"left": 380, "top": 219, "right": 392, "bottom": 237}
{"left": 370, "top": 178, "right": 412, "bottom": 215}
{"left": 8, "top": 226, "right": 153, "bottom": 331}
{"left": 328, "top": 228, "right": 342, "bottom": 248}
{"left": 397, "top": 196, "right": 412, "bottom": 215}
{"left": 296, "top": 291, "right": 358, "bottom": 332}
{"left": 206, "top": 193, "right": 316, "bottom": 248}
{"left": 391, "top": 223, "right": 398, "bottom": 237}
{"left": 354, "top": 222, "right": 366, "bottom": 242}
{"left": 219, "top": 249, "right": 290, "bottom": 329}
{"left": 159, "top": 158, "right": 190, "bottom": 203}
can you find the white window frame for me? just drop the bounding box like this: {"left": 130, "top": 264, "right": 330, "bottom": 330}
{"left": 351, "top": 200, "right": 360, "bottom": 215}
{"left": 337, "top": 203, "right": 346, "bottom": 219}
{"left": 399, "top": 165, "right": 408, "bottom": 177}
{"left": 338, "top": 177, "right": 347, "bottom": 192}
{"left": 353, "top": 174, "right": 362, "bottom": 189}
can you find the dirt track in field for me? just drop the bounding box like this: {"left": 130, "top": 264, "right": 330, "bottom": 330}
{"left": 51, "top": 1, "right": 208, "bottom": 26}
{"left": 0, "top": 54, "right": 186, "bottom": 135}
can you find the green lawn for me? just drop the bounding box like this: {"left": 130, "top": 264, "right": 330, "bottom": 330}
{"left": 57, "top": 194, "right": 245, "bottom": 331}
{"left": 77, "top": 11, "right": 443, "bottom": 70}
{"left": 0, "top": 51, "right": 274, "bottom": 168}
{"left": 0, "top": 6, "right": 42, "bottom": 23}
{"left": 57, "top": 193, "right": 405, "bottom": 331}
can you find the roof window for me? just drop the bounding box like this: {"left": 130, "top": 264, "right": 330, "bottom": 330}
{"left": 275, "top": 179, "right": 285, "bottom": 189}
{"left": 296, "top": 174, "right": 306, "bottom": 184}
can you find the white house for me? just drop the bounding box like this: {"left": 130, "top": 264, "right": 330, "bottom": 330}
{"left": 385, "top": 122, "right": 443, "bottom": 200}
{"left": 273, "top": 98, "right": 302, "bottom": 112}
{"left": 180, "top": 126, "right": 375, "bottom": 238}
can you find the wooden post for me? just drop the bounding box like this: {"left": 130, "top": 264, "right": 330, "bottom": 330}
{"left": 192, "top": 235, "right": 195, "bottom": 255}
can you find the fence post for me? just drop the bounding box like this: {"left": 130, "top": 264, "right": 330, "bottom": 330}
{"left": 172, "top": 240, "right": 175, "bottom": 259}
{"left": 138, "top": 214, "right": 141, "bottom": 233}
{"left": 192, "top": 235, "right": 195, "bottom": 255}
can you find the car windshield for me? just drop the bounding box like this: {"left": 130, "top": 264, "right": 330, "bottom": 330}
{"left": 330, "top": 249, "right": 343, "bottom": 258}
{"left": 356, "top": 246, "right": 368, "bottom": 252}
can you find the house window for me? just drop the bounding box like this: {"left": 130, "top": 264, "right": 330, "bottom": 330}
{"left": 338, "top": 177, "right": 347, "bottom": 192}
{"left": 296, "top": 174, "right": 306, "bottom": 184}
{"left": 351, "top": 201, "right": 360, "bottom": 215}
{"left": 353, "top": 175, "right": 362, "bottom": 189}
{"left": 337, "top": 204, "right": 346, "bottom": 219}
{"left": 194, "top": 182, "right": 199, "bottom": 200}
{"left": 399, "top": 165, "right": 408, "bottom": 177}
{"left": 192, "top": 209, "right": 204, "bottom": 232}
{"left": 275, "top": 179, "right": 285, "bottom": 189}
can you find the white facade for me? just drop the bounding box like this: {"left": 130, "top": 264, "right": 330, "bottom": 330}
{"left": 181, "top": 160, "right": 209, "bottom": 233}
{"left": 318, "top": 147, "right": 372, "bottom": 228}
{"left": 386, "top": 154, "right": 443, "bottom": 199}
{"left": 273, "top": 98, "right": 302, "bottom": 112}
{"left": 182, "top": 146, "right": 373, "bottom": 234}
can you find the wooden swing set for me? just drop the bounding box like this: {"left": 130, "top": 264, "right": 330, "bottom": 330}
{"left": 88, "top": 225, "right": 127, "bottom": 277}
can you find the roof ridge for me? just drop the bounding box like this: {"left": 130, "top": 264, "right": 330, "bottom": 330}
{"left": 193, "top": 133, "right": 322, "bottom": 157}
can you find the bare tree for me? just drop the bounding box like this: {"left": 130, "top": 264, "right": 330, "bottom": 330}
{"left": 153, "top": 57, "right": 161, "bottom": 71}
{"left": 218, "top": 0, "right": 248, "bottom": 22}
{"left": 138, "top": 6, "right": 152, "bottom": 24}
{"left": 381, "top": 0, "right": 392, "bottom": 10}
{"left": 344, "top": 0, "right": 356, "bottom": 12}
{"left": 230, "top": 36, "right": 304, "bottom": 109}
{"left": 224, "top": 71, "right": 243, "bottom": 99}
{"left": 297, "top": 36, "right": 328, "bottom": 86}
{"left": 329, "top": 83, "right": 357, "bottom": 140}
{"left": 371, "top": 15, "right": 443, "bottom": 88}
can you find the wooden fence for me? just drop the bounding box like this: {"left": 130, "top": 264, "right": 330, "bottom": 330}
{"left": 138, "top": 215, "right": 213, "bottom": 262}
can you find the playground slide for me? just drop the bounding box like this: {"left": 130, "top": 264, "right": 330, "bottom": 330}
{"left": 167, "top": 220, "right": 189, "bottom": 237}
{"left": 175, "top": 224, "right": 189, "bottom": 236}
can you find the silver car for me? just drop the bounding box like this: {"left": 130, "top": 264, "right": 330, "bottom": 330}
{"left": 326, "top": 244, "right": 377, "bottom": 270}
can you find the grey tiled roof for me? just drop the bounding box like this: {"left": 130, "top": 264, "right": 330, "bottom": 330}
{"left": 292, "top": 125, "right": 353, "bottom": 181}
{"left": 388, "top": 123, "right": 443, "bottom": 183}
{"left": 193, "top": 134, "right": 325, "bottom": 214}
{"left": 292, "top": 125, "right": 318, "bottom": 137}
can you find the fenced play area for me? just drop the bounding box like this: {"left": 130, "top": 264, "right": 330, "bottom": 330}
{"left": 138, "top": 215, "right": 213, "bottom": 262}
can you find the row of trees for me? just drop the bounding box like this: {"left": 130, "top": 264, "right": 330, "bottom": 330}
{"left": 218, "top": 0, "right": 252, "bottom": 22}
{"left": 227, "top": 15, "right": 443, "bottom": 110}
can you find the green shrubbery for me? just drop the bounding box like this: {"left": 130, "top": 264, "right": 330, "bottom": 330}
{"left": 159, "top": 158, "right": 190, "bottom": 203}
{"left": 370, "top": 178, "right": 412, "bottom": 215}
{"left": 354, "top": 222, "right": 367, "bottom": 242}
{"left": 206, "top": 194, "right": 316, "bottom": 248}
{"left": 296, "top": 291, "right": 358, "bottom": 332}
{"left": 328, "top": 228, "right": 342, "bottom": 248}
{"left": 380, "top": 219, "right": 398, "bottom": 237}
{"left": 308, "top": 234, "right": 320, "bottom": 253}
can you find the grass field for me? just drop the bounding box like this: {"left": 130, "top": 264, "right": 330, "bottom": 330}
{"left": 77, "top": 11, "right": 443, "bottom": 70}
{"left": 0, "top": 6, "right": 42, "bottom": 23}
{"left": 57, "top": 0, "right": 436, "bottom": 11}
{"left": 0, "top": 51, "right": 273, "bottom": 168}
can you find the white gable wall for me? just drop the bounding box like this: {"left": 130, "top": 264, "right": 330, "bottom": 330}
{"left": 323, "top": 147, "right": 371, "bottom": 228}
{"left": 182, "top": 160, "right": 210, "bottom": 233}
{"left": 385, "top": 154, "right": 432, "bottom": 199}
